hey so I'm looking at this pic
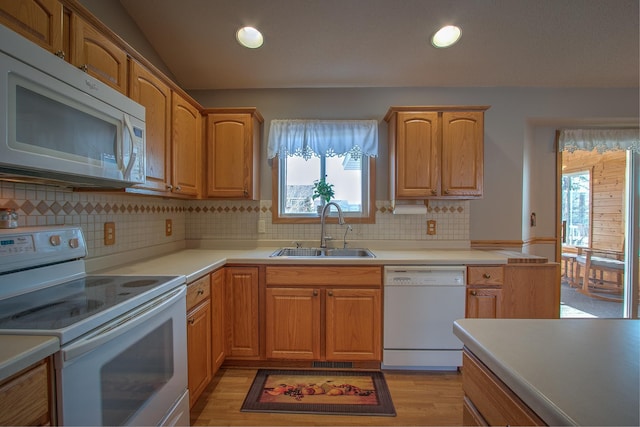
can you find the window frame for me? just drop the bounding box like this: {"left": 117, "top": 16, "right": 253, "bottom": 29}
{"left": 271, "top": 155, "right": 376, "bottom": 224}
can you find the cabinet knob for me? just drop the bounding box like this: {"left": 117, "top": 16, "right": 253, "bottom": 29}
{"left": 197, "top": 289, "right": 204, "bottom": 295}
{"left": 328, "top": 291, "right": 333, "bottom": 297}
{"left": 188, "top": 318, "right": 195, "bottom": 325}
{"left": 166, "top": 184, "right": 173, "bottom": 190}
{"left": 313, "top": 290, "right": 319, "bottom": 296}
{"left": 175, "top": 186, "right": 182, "bottom": 192}
{"left": 483, "top": 273, "right": 491, "bottom": 279}
{"left": 244, "top": 188, "right": 249, "bottom": 197}
{"left": 444, "top": 189, "right": 450, "bottom": 195}
{"left": 470, "top": 290, "right": 477, "bottom": 296}
{"left": 55, "top": 50, "right": 65, "bottom": 59}
{"left": 431, "top": 190, "right": 437, "bottom": 195}
{"left": 79, "top": 64, "right": 88, "bottom": 72}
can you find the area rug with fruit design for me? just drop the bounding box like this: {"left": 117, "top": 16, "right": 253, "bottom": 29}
{"left": 241, "top": 369, "right": 396, "bottom": 416}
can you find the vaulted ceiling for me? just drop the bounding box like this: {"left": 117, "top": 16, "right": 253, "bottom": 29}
{"left": 118, "top": 0, "right": 639, "bottom": 90}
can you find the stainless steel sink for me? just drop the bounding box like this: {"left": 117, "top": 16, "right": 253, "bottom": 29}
{"left": 270, "top": 247, "right": 375, "bottom": 258}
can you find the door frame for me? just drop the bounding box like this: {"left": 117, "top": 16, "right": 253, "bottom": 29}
{"left": 555, "top": 136, "right": 639, "bottom": 318}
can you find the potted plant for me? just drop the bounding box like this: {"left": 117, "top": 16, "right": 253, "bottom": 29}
{"left": 312, "top": 176, "right": 335, "bottom": 214}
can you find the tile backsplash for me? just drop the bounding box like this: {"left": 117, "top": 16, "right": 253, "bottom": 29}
{"left": 1, "top": 181, "right": 469, "bottom": 259}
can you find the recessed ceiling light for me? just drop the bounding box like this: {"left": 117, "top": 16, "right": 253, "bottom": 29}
{"left": 431, "top": 25, "right": 462, "bottom": 48}
{"left": 236, "top": 26, "right": 263, "bottom": 49}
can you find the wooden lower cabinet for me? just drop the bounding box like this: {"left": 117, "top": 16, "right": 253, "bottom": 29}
{"left": 462, "top": 350, "right": 545, "bottom": 426}
{"left": 466, "top": 287, "right": 502, "bottom": 318}
{"left": 210, "top": 268, "right": 226, "bottom": 374}
{"left": 325, "top": 288, "right": 381, "bottom": 361}
{"left": 466, "top": 263, "right": 560, "bottom": 319}
{"left": 225, "top": 266, "right": 260, "bottom": 359}
{"left": 0, "top": 358, "right": 53, "bottom": 426}
{"left": 265, "top": 287, "right": 321, "bottom": 360}
{"left": 186, "top": 275, "right": 212, "bottom": 408}
{"left": 264, "top": 266, "right": 382, "bottom": 362}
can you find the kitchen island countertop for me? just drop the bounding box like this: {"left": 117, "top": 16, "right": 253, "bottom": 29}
{"left": 453, "top": 318, "right": 640, "bottom": 426}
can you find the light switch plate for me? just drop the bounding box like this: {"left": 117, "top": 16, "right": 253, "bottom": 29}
{"left": 165, "top": 219, "right": 172, "bottom": 236}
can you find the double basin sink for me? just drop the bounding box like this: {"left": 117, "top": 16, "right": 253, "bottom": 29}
{"left": 270, "top": 247, "right": 375, "bottom": 258}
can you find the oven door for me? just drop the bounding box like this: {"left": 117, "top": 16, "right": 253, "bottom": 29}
{"left": 55, "top": 286, "right": 188, "bottom": 426}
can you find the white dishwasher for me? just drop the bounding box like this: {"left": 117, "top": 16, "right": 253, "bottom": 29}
{"left": 383, "top": 266, "right": 466, "bottom": 370}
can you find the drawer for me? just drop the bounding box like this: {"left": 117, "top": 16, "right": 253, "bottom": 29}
{"left": 462, "top": 351, "right": 545, "bottom": 426}
{"left": 187, "top": 275, "right": 210, "bottom": 310}
{"left": 467, "top": 266, "right": 503, "bottom": 285}
{"left": 0, "top": 359, "right": 51, "bottom": 426}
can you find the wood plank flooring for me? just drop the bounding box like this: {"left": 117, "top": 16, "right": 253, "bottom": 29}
{"left": 191, "top": 368, "right": 464, "bottom": 426}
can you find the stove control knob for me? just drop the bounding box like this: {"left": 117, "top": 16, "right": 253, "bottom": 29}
{"left": 49, "top": 235, "right": 61, "bottom": 246}
{"left": 69, "top": 238, "right": 79, "bottom": 249}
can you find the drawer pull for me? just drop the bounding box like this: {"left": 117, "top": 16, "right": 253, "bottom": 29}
{"left": 470, "top": 290, "right": 477, "bottom": 296}
{"left": 483, "top": 273, "right": 491, "bottom": 279}
{"left": 197, "top": 289, "right": 204, "bottom": 295}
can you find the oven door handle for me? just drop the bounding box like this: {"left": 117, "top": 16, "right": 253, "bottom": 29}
{"left": 61, "top": 286, "right": 185, "bottom": 362}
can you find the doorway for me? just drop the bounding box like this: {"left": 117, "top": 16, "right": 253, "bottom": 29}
{"left": 557, "top": 141, "right": 639, "bottom": 319}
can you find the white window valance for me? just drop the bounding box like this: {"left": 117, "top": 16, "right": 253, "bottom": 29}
{"left": 267, "top": 119, "right": 378, "bottom": 160}
{"left": 558, "top": 128, "right": 640, "bottom": 153}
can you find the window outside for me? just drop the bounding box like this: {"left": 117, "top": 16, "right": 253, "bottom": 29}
{"left": 562, "top": 170, "right": 590, "bottom": 247}
{"left": 280, "top": 154, "right": 366, "bottom": 215}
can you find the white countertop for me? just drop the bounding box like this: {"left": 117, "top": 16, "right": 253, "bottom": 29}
{"left": 0, "top": 335, "right": 59, "bottom": 381}
{"left": 90, "top": 246, "right": 514, "bottom": 281}
{"left": 453, "top": 318, "right": 640, "bottom": 426}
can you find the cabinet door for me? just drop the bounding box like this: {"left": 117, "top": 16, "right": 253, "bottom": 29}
{"left": 206, "top": 113, "right": 258, "bottom": 199}
{"left": 187, "top": 300, "right": 212, "bottom": 408}
{"left": 70, "top": 14, "right": 128, "bottom": 94}
{"left": 129, "top": 61, "right": 172, "bottom": 194}
{"left": 325, "top": 288, "right": 381, "bottom": 361}
{"left": 395, "top": 111, "right": 440, "bottom": 198}
{"left": 466, "top": 288, "right": 502, "bottom": 318}
{"left": 265, "top": 287, "right": 321, "bottom": 360}
{"left": 171, "top": 92, "right": 201, "bottom": 197}
{"left": 0, "top": 0, "right": 63, "bottom": 55}
{"left": 210, "top": 269, "right": 226, "bottom": 374}
{"left": 441, "top": 111, "right": 484, "bottom": 197}
{"left": 0, "top": 358, "right": 52, "bottom": 426}
{"left": 225, "top": 267, "right": 260, "bottom": 358}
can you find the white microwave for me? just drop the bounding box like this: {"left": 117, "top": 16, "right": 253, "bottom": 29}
{"left": 0, "top": 25, "right": 146, "bottom": 188}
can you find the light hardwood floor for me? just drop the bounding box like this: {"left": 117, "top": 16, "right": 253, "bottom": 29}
{"left": 191, "top": 368, "right": 464, "bottom": 426}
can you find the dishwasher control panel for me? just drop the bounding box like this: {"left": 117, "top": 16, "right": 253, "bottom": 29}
{"left": 384, "top": 266, "right": 465, "bottom": 286}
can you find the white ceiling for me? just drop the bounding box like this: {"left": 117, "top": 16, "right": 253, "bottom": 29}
{"left": 118, "top": 0, "right": 639, "bottom": 91}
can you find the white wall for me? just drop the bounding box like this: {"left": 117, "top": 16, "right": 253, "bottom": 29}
{"left": 191, "top": 87, "right": 639, "bottom": 246}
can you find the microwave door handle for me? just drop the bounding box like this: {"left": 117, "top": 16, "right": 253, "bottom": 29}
{"left": 122, "top": 115, "right": 136, "bottom": 179}
{"left": 61, "top": 286, "right": 185, "bottom": 363}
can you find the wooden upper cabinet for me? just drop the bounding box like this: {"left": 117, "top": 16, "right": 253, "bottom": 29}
{"left": 129, "top": 61, "right": 172, "bottom": 194}
{"left": 0, "top": 0, "right": 63, "bottom": 55}
{"left": 393, "top": 111, "right": 440, "bottom": 197}
{"left": 205, "top": 108, "right": 263, "bottom": 199}
{"left": 69, "top": 14, "right": 128, "bottom": 94}
{"left": 441, "top": 111, "right": 484, "bottom": 197}
{"left": 172, "top": 92, "right": 201, "bottom": 197}
{"left": 385, "top": 106, "right": 489, "bottom": 200}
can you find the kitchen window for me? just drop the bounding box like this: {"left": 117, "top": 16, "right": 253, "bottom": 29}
{"left": 268, "top": 120, "right": 378, "bottom": 223}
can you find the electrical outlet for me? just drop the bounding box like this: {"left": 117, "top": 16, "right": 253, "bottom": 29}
{"left": 258, "top": 219, "right": 266, "bottom": 233}
{"left": 104, "top": 222, "right": 115, "bottom": 245}
{"left": 165, "top": 219, "right": 172, "bottom": 236}
{"left": 427, "top": 220, "right": 437, "bottom": 235}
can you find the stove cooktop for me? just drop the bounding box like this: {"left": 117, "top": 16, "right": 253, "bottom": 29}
{"left": 0, "top": 274, "right": 184, "bottom": 344}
